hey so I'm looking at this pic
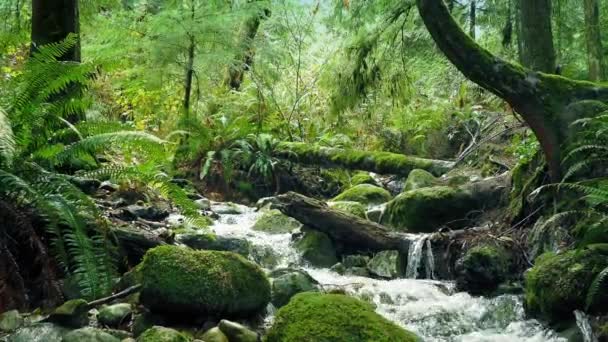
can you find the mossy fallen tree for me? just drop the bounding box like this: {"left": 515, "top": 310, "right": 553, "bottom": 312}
{"left": 276, "top": 142, "right": 455, "bottom": 177}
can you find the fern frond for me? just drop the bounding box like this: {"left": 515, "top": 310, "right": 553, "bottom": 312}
{"left": 0, "top": 107, "right": 15, "bottom": 166}
{"left": 586, "top": 266, "right": 608, "bottom": 311}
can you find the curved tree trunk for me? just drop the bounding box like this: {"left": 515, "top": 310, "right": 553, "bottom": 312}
{"left": 416, "top": 0, "right": 608, "bottom": 181}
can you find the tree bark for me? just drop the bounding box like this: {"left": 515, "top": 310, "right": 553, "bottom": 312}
{"left": 519, "top": 0, "right": 555, "bottom": 73}
{"left": 416, "top": 0, "right": 608, "bottom": 182}
{"left": 225, "top": 2, "right": 270, "bottom": 91}
{"left": 183, "top": 36, "right": 195, "bottom": 114}
{"left": 469, "top": 0, "right": 476, "bottom": 40}
{"left": 276, "top": 142, "right": 455, "bottom": 176}
{"left": 31, "top": 0, "right": 80, "bottom": 62}
{"left": 584, "top": 0, "right": 605, "bottom": 81}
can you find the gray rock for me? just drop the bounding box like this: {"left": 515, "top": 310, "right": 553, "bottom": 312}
{"left": 0, "top": 310, "right": 23, "bottom": 332}
{"left": 176, "top": 233, "right": 251, "bottom": 257}
{"left": 7, "top": 323, "right": 66, "bottom": 342}
{"left": 250, "top": 245, "right": 280, "bottom": 269}
{"left": 342, "top": 255, "right": 370, "bottom": 268}
{"left": 97, "top": 303, "right": 132, "bottom": 328}
{"left": 345, "top": 267, "right": 371, "bottom": 277}
{"left": 99, "top": 181, "right": 119, "bottom": 192}
{"left": 63, "top": 327, "right": 121, "bottom": 342}
{"left": 201, "top": 327, "right": 228, "bottom": 342}
{"left": 194, "top": 198, "right": 211, "bottom": 210}
{"left": 113, "top": 204, "right": 170, "bottom": 222}
{"left": 271, "top": 269, "right": 319, "bottom": 308}
{"left": 218, "top": 320, "right": 257, "bottom": 342}
{"left": 255, "top": 197, "right": 279, "bottom": 211}
{"left": 367, "top": 250, "right": 405, "bottom": 279}
{"left": 330, "top": 263, "right": 346, "bottom": 275}
{"left": 210, "top": 202, "right": 243, "bottom": 215}
{"left": 294, "top": 228, "right": 338, "bottom": 268}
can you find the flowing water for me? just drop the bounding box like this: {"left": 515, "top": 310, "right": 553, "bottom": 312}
{"left": 206, "top": 203, "right": 568, "bottom": 342}
{"left": 575, "top": 310, "right": 598, "bottom": 342}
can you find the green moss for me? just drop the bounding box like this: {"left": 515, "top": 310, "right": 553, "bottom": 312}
{"left": 252, "top": 209, "right": 301, "bottom": 234}
{"left": 294, "top": 228, "right": 338, "bottom": 267}
{"left": 328, "top": 201, "right": 367, "bottom": 219}
{"left": 139, "top": 246, "right": 270, "bottom": 317}
{"left": 332, "top": 184, "right": 392, "bottom": 206}
{"left": 525, "top": 249, "right": 608, "bottom": 322}
{"left": 350, "top": 172, "right": 377, "bottom": 186}
{"left": 382, "top": 186, "right": 476, "bottom": 233}
{"left": 403, "top": 169, "right": 438, "bottom": 192}
{"left": 48, "top": 299, "right": 89, "bottom": 328}
{"left": 456, "top": 245, "right": 510, "bottom": 295}
{"left": 264, "top": 292, "right": 420, "bottom": 342}
{"left": 136, "top": 326, "right": 190, "bottom": 342}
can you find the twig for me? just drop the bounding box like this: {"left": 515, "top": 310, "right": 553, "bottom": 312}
{"left": 87, "top": 285, "right": 142, "bottom": 308}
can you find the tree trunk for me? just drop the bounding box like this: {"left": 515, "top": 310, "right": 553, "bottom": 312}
{"left": 519, "top": 0, "right": 556, "bottom": 73}
{"left": 584, "top": 0, "right": 605, "bottom": 81}
{"left": 276, "top": 142, "right": 455, "bottom": 176}
{"left": 183, "top": 36, "right": 195, "bottom": 115}
{"left": 31, "top": 0, "right": 80, "bottom": 62}
{"left": 225, "top": 2, "right": 270, "bottom": 91}
{"left": 469, "top": 0, "right": 476, "bottom": 40}
{"left": 416, "top": 0, "right": 608, "bottom": 182}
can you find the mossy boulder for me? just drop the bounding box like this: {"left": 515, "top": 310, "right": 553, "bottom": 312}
{"left": 218, "top": 320, "right": 258, "bottom": 342}
{"left": 367, "top": 251, "right": 405, "bottom": 279}
{"left": 0, "top": 310, "right": 23, "bottom": 332}
{"left": 252, "top": 209, "right": 301, "bottom": 234}
{"left": 136, "top": 326, "right": 189, "bottom": 342}
{"left": 381, "top": 186, "right": 476, "bottom": 233}
{"left": 455, "top": 245, "right": 510, "bottom": 295}
{"left": 525, "top": 249, "right": 608, "bottom": 323}
{"left": 264, "top": 292, "right": 420, "bottom": 342}
{"left": 270, "top": 269, "right": 319, "bottom": 308}
{"left": 332, "top": 184, "right": 392, "bottom": 206}
{"left": 139, "top": 246, "right": 271, "bottom": 317}
{"left": 403, "top": 169, "right": 438, "bottom": 192}
{"left": 63, "top": 327, "right": 120, "bottom": 342}
{"left": 201, "top": 327, "right": 228, "bottom": 342}
{"left": 294, "top": 228, "right": 338, "bottom": 267}
{"left": 350, "top": 172, "right": 377, "bottom": 186}
{"left": 329, "top": 201, "right": 367, "bottom": 219}
{"left": 47, "top": 299, "right": 89, "bottom": 328}
{"left": 97, "top": 303, "right": 132, "bottom": 328}
{"left": 176, "top": 233, "right": 251, "bottom": 257}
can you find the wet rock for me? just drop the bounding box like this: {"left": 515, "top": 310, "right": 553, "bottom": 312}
{"left": 218, "top": 320, "right": 258, "bottom": 342}
{"left": 332, "top": 184, "right": 392, "bottom": 206}
{"left": 0, "top": 310, "right": 23, "bottom": 332}
{"left": 118, "top": 204, "right": 171, "bottom": 222}
{"left": 367, "top": 250, "right": 405, "bottom": 279}
{"left": 194, "top": 198, "right": 211, "bottom": 210}
{"left": 100, "top": 181, "right": 119, "bottom": 192}
{"left": 455, "top": 245, "right": 510, "bottom": 295}
{"left": 385, "top": 179, "right": 405, "bottom": 195}
{"left": 403, "top": 169, "right": 438, "bottom": 192}
{"left": 328, "top": 201, "right": 367, "bottom": 219}
{"left": 343, "top": 255, "right": 370, "bottom": 268}
{"left": 252, "top": 209, "right": 301, "bottom": 234}
{"left": 294, "top": 228, "right": 338, "bottom": 267}
{"left": 350, "top": 172, "right": 378, "bottom": 186}
{"left": 256, "top": 197, "right": 279, "bottom": 211}
{"left": 132, "top": 313, "right": 161, "bottom": 338}
{"left": 365, "top": 205, "right": 385, "bottom": 223}
{"left": 176, "top": 233, "right": 251, "bottom": 257}
{"left": 265, "top": 292, "right": 420, "bottom": 341}
{"left": 270, "top": 269, "right": 319, "bottom": 308}
{"left": 345, "top": 267, "right": 371, "bottom": 277}
{"left": 250, "top": 245, "right": 280, "bottom": 269}
{"left": 47, "top": 298, "right": 89, "bottom": 328}
{"left": 210, "top": 202, "right": 243, "bottom": 215}
{"left": 139, "top": 246, "right": 271, "bottom": 317}
{"left": 330, "top": 263, "right": 346, "bottom": 275}
{"left": 6, "top": 323, "right": 66, "bottom": 342}
{"left": 201, "top": 327, "right": 228, "bottom": 342}
{"left": 63, "top": 327, "right": 120, "bottom": 342}
{"left": 136, "top": 326, "right": 189, "bottom": 342}
{"left": 97, "top": 303, "right": 132, "bottom": 328}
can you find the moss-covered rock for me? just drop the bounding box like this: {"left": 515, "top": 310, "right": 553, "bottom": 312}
{"left": 97, "top": 303, "right": 132, "bottom": 328}
{"left": 455, "top": 245, "right": 510, "bottom": 295}
{"left": 0, "top": 310, "right": 23, "bottom": 332}
{"left": 176, "top": 233, "right": 251, "bottom": 257}
{"left": 294, "top": 228, "right": 338, "bottom": 267}
{"left": 218, "top": 320, "right": 258, "bottom": 342}
{"left": 367, "top": 251, "right": 405, "bottom": 279}
{"left": 403, "top": 169, "right": 438, "bottom": 192}
{"left": 252, "top": 209, "right": 302, "bottom": 234}
{"left": 139, "top": 246, "right": 271, "bottom": 317}
{"left": 381, "top": 186, "right": 476, "bottom": 233}
{"left": 350, "top": 172, "right": 377, "bottom": 187}
{"left": 270, "top": 269, "right": 319, "bottom": 308}
{"left": 63, "top": 327, "right": 121, "bottom": 342}
{"left": 136, "top": 326, "right": 190, "bottom": 342}
{"left": 525, "top": 249, "right": 608, "bottom": 322}
{"left": 47, "top": 299, "right": 89, "bottom": 328}
{"left": 332, "top": 184, "right": 392, "bottom": 206}
{"left": 328, "top": 201, "right": 367, "bottom": 219}
{"left": 264, "top": 292, "right": 420, "bottom": 342}
{"left": 201, "top": 327, "right": 228, "bottom": 342}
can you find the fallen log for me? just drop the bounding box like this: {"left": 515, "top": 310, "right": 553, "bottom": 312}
{"left": 276, "top": 142, "right": 455, "bottom": 177}
{"left": 274, "top": 192, "right": 412, "bottom": 252}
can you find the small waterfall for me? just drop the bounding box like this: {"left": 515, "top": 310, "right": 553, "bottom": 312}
{"left": 574, "top": 310, "right": 597, "bottom": 342}
{"left": 406, "top": 236, "right": 427, "bottom": 279}
{"left": 424, "top": 238, "right": 435, "bottom": 279}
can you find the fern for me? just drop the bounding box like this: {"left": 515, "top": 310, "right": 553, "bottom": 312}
{"left": 0, "top": 107, "right": 15, "bottom": 166}
{"left": 586, "top": 266, "right": 608, "bottom": 311}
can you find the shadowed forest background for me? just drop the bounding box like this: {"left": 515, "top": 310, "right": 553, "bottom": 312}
{"left": 2, "top": 0, "right": 608, "bottom": 341}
